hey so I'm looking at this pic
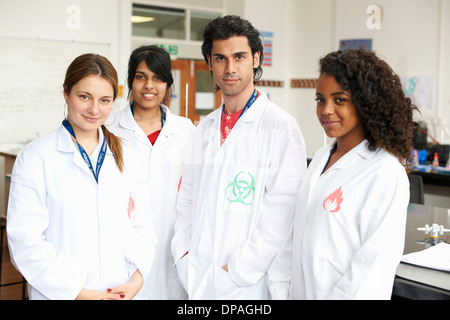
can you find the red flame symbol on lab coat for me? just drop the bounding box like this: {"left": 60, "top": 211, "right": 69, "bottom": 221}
{"left": 127, "top": 193, "right": 135, "bottom": 219}
{"left": 323, "top": 186, "right": 344, "bottom": 213}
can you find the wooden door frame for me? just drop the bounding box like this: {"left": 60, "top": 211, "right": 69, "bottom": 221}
{"left": 172, "top": 59, "right": 221, "bottom": 124}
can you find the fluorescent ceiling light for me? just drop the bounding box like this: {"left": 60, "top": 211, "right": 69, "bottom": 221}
{"left": 131, "top": 16, "right": 155, "bottom": 23}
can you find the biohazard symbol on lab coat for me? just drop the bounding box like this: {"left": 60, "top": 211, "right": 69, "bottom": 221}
{"left": 225, "top": 171, "right": 255, "bottom": 205}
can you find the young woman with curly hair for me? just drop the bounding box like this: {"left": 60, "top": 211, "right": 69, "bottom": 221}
{"left": 318, "top": 49, "right": 418, "bottom": 164}
{"left": 269, "top": 49, "right": 418, "bottom": 300}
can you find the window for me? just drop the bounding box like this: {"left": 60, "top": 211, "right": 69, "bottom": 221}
{"left": 132, "top": 4, "right": 186, "bottom": 40}
{"left": 132, "top": 4, "right": 221, "bottom": 41}
{"left": 190, "top": 10, "right": 221, "bottom": 41}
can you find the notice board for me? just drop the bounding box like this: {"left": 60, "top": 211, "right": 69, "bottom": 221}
{"left": 0, "top": 37, "right": 110, "bottom": 143}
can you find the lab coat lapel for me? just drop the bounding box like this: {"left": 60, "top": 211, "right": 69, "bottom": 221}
{"left": 296, "top": 143, "right": 337, "bottom": 243}
{"left": 118, "top": 104, "right": 178, "bottom": 148}
{"left": 118, "top": 105, "right": 150, "bottom": 147}
{"left": 202, "top": 94, "right": 262, "bottom": 160}
{"left": 307, "top": 143, "right": 334, "bottom": 201}
{"left": 302, "top": 140, "right": 372, "bottom": 230}
{"left": 57, "top": 124, "right": 112, "bottom": 181}
{"left": 152, "top": 105, "right": 177, "bottom": 147}
{"left": 327, "top": 140, "right": 371, "bottom": 172}
{"left": 220, "top": 93, "right": 262, "bottom": 148}
{"left": 307, "top": 140, "right": 371, "bottom": 199}
{"left": 202, "top": 107, "right": 222, "bottom": 155}
{"left": 116, "top": 105, "right": 135, "bottom": 132}
{"left": 57, "top": 125, "right": 89, "bottom": 175}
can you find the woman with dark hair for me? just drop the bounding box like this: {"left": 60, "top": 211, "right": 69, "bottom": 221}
{"left": 269, "top": 49, "right": 418, "bottom": 300}
{"left": 7, "top": 53, "right": 156, "bottom": 300}
{"left": 317, "top": 49, "right": 418, "bottom": 163}
{"left": 107, "top": 45, "right": 194, "bottom": 299}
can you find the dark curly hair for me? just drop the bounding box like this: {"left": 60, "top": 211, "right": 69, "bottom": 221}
{"left": 201, "top": 15, "right": 264, "bottom": 82}
{"left": 319, "top": 49, "right": 419, "bottom": 164}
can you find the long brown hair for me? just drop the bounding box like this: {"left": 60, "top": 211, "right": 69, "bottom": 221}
{"left": 63, "top": 53, "right": 124, "bottom": 172}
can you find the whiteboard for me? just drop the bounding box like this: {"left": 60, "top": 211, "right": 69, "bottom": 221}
{"left": 0, "top": 37, "right": 110, "bottom": 143}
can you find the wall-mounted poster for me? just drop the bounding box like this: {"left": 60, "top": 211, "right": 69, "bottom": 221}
{"left": 260, "top": 31, "right": 273, "bottom": 67}
{"left": 339, "top": 39, "right": 373, "bottom": 51}
{"left": 401, "top": 75, "right": 433, "bottom": 110}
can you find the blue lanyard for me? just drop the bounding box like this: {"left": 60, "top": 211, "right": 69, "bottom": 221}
{"left": 62, "top": 119, "right": 107, "bottom": 183}
{"left": 239, "top": 89, "right": 258, "bottom": 119}
{"left": 223, "top": 89, "right": 259, "bottom": 120}
{"left": 130, "top": 102, "right": 166, "bottom": 128}
{"left": 321, "top": 143, "right": 337, "bottom": 175}
{"left": 161, "top": 106, "right": 166, "bottom": 127}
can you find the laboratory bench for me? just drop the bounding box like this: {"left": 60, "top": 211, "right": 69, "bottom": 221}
{"left": 411, "top": 166, "right": 450, "bottom": 208}
{"left": 0, "top": 143, "right": 26, "bottom": 299}
{"left": 411, "top": 168, "right": 450, "bottom": 187}
{"left": 392, "top": 203, "right": 450, "bottom": 300}
{"left": 0, "top": 143, "right": 22, "bottom": 218}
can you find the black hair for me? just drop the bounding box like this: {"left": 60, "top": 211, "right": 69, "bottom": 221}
{"left": 127, "top": 45, "right": 173, "bottom": 100}
{"left": 201, "top": 15, "right": 264, "bottom": 81}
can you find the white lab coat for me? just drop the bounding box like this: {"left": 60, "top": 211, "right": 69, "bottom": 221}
{"left": 7, "top": 125, "right": 156, "bottom": 300}
{"left": 107, "top": 104, "right": 195, "bottom": 299}
{"left": 171, "top": 91, "right": 307, "bottom": 299}
{"left": 268, "top": 140, "right": 409, "bottom": 300}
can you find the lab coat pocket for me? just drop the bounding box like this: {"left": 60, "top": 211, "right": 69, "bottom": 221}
{"left": 211, "top": 264, "right": 241, "bottom": 299}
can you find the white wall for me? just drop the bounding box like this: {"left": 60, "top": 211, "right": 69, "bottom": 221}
{"left": 0, "top": 0, "right": 128, "bottom": 142}
{"left": 333, "top": 0, "right": 442, "bottom": 121}
{"left": 239, "top": 0, "right": 288, "bottom": 111}
{"left": 285, "top": 0, "right": 336, "bottom": 155}
{"left": 0, "top": 0, "right": 124, "bottom": 78}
